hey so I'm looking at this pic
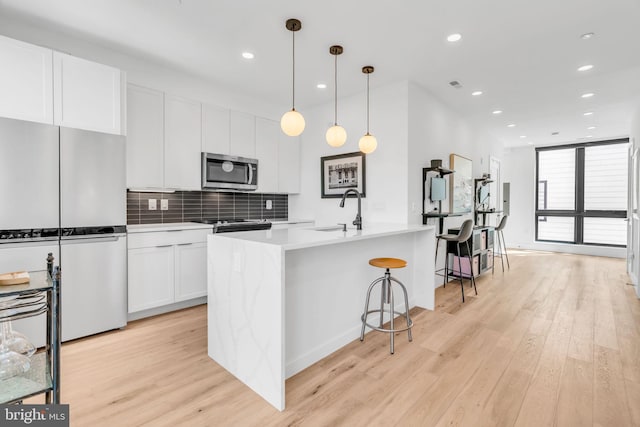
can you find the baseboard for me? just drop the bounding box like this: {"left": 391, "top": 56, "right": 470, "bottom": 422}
{"left": 127, "top": 297, "right": 207, "bottom": 321}
{"left": 510, "top": 242, "right": 626, "bottom": 258}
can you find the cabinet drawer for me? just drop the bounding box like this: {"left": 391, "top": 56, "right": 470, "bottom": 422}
{"left": 128, "top": 228, "right": 212, "bottom": 249}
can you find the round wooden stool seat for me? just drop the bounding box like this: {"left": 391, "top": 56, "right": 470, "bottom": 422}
{"left": 368, "top": 257, "right": 407, "bottom": 269}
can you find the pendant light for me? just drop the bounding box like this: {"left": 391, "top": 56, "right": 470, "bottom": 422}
{"left": 326, "top": 45, "right": 347, "bottom": 147}
{"left": 280, "top": 18, "right": 305, "bottom": 137}
{"left": 358, "top": 66, "right": 377, "bottom": 154}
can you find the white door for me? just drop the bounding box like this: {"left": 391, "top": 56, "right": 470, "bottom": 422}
{"left": 489, "top": 156, "right": 501, "bottom": 226}
{"left": 628, "top": 143, "right": 639, "bottom": 294}
{"left": 53, "top": 52, "right": 122, "bottom": 135}
{"left": 174, "top": 242, "right": 208, "bottom": 302}
{"left": 128, "top": 245, "right": 175, "bottom": 312}
{"left": 0, "top": 35, "right": 54, "bottom": 124}
{"left": 164, "top": 94, "right": 202, "bottom": 190}
{"left": 126, "top": 84, "right": 164, "bottom": 189}
{"left": 255, "top": 117, "right": 279, "bottom": 193}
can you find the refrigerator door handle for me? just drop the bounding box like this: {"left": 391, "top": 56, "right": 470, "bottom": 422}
{"left": 60, "top": 234, "right": 125, "bottom": 244}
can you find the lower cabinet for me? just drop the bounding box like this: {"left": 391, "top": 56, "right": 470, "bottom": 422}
{"left": 127, "top": 228, "right": 211, "bottom": 314}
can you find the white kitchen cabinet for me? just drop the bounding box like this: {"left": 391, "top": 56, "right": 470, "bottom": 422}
{"left": 53, "top": 52, "right": 123, "bottom": 135}
{"left": 255, "top": 117, "right": 279, "bottom": 193}
{"left": 175, "top": 242, "right": 208, "bottom": 301}
{"left": 230, "top": 110, "right": 256, "bottom": 158}
{"left": 128, "top": 246, "right": 175, "bottom": 313}
{"left": 127, "top": 228, "right": 211, "bottom": 315}
{"left": 202, "top": 103, "right": 230, "bottom": 155}
{"left": 164, "top": 95, "right": 201, "bottom": 190}
{"left": 126, "top": 84, "right": 164, "bottom": 189}
{"left": 0, "top": 35, "right": 54, "bottom": 124}
{"left": 278, "top": 134, "right": 301, "bottom": 194}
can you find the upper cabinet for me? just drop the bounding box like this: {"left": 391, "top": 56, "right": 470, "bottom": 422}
{"left": 0, "top": 35, "right": 125, "bottom": 135}
{"left": 126, "top": 85, "right": 164, "bottom": 189}
{"left": 0, "top": 35, "right": 53, "bottom": 124}
{"left": 53, "top": 52, "right": 123, "bottom": 135}
{"left": 164, "top": 95, "right": 201, "bottom": 190}
{"left": 255, "top": 118, "right": 279, "bottom": 193}
{"left": 278, "top": 134, "right": 301, "bottom": 194}
{"left": 230, "top": 110, "right": 256, "bottom": 158}
{"left": 202, "top": 103, "right": 230, "bottom": 155}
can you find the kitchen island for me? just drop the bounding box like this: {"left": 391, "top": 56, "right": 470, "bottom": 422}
{"left": 207, "top": 223, "right": 436, "bottom": 410}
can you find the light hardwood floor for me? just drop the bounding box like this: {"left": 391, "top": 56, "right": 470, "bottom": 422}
{"left": 29, "top": 250, "right": 640, "bottom": 426}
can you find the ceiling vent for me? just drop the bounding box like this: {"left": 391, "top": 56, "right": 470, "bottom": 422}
{"left": 449, "top": 80, "right": 462, "bottom": 89}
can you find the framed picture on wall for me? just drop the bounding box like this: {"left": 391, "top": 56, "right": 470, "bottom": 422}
{"left": 449, "top": 153, "right": 473, "bottom": 213}
{"left": 320, "top": 152, "right": 366, "bottom": 198}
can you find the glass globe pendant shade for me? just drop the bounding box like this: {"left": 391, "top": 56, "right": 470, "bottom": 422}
{"left": 326, "top": 125, "right": 347, "bottom": 147}
{"left": 280, "top": 109, "right": 305, "bottom": 137}
{"left": 359, "top": 133, "right": 378, "bottom": 154}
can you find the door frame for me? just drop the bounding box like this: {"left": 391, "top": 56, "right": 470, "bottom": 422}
{"left": 628, "top": 141, "right": 639, "bottom": 295}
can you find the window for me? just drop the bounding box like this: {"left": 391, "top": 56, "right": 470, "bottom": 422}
{"left": 535, "top": 139, "right": 628, "bottom": 247}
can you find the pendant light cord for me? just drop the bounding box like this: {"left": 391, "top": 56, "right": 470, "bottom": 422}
{"left": 366, "top": 73, "right": 370, "bottom": 134}
{"left": 334, "top": 53, "right": 338, "bottom": 125}
{"left": 292, "top": 30, "right": 295, "bottom": 110}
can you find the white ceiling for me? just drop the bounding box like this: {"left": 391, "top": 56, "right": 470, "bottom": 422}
{"left": 1, "top": 0, "right": 640, "bottom": 147}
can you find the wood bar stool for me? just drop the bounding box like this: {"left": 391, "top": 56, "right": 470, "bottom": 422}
{"left": 360, "top": 257, "right": 413, "bottom": 354}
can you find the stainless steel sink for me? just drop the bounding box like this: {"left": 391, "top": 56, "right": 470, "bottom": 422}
{"left": 310, "top": 225, "right": 345, "bottom": 232}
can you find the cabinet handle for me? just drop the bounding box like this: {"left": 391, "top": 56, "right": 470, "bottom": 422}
{"left": 156, "top": 244, "right": 173, "bottom": 248}
{"left": 178, "top": 243, "right": 194, "bottom": 246}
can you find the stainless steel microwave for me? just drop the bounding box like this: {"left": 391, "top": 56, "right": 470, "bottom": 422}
{"left": 201, "top": 153, "right": 258, "bottom": 191}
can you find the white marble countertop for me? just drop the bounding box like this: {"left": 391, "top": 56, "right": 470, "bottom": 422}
{"left": 211, "top": 223, "right": 435, "bottom": 251}
{"left": 127, "top": 222, "right": 212, "bottom": 233}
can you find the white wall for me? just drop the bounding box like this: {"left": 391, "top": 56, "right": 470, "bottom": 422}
{"left": 290, "top": 80, "right": 506, "bottom": 231}
{"left": 289, "top": 81, "right": 409, "bottom": 226}
{"left": 0, "top": 16, "right": 280, "bottom": 119}
{"left": 407, "top": 82, "right": 504, "bottom": 227}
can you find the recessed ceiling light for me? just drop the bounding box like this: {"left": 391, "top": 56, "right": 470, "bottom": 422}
{"left": 580, "top": 32, "right": 595, "bottom": 40}
{"left": 471, "top": 91, "right": 483, "bottom": 96}
{"left": 447, "top": 33, "right": 462, "bottom": 42}
{"left": 577, "top": 64, "right": 594, "bottom": 72}
{"left": 492, "top": 110, "right": 503, "bottom": 115}
{"left": 587, "top": 126, "right": 596, "bottom": 130}
{"left": 241, "top": 52, "right": 255, "bottom": 59}
{"left": 586, "top": 135, "right": 593, "bottom": 138}
{"left": 520, "top": 135, "right": 527, "bottom": 139}
{"left": 581, "top": 92, "right": 595, "bottom": 98}
{"left": 583, "top": 112, "right": 594, "bottom": 116}
{"left": 507, "top": 124, "right": 516, "bottom": 128}
{"left": 316, "top": 83, "right": 327, "bottom": 89}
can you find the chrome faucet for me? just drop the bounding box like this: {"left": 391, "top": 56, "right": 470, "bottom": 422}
{"left": 339, "top": 189, "right": 362, "bottom": 230}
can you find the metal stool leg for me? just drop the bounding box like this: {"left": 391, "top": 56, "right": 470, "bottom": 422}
{"left": 501, "top": 230, "right": 510, "bottom": 269}
{"left": 465, "top": 240, "right": 478, "bottom": 296}
{"left": 388, "top": 280, "right": 395, "bottom": 354}
{"left": 456, "top": 242, "right": 465, "bottom": 302}
{"left": 390, "top": 277, "right": 413, "bottom": 342}
{"left": 360, "top": 276, "right": 384, "bottom": 341}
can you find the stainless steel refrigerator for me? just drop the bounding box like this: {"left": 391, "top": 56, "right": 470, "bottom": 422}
{"left": 0, "top": 117, "right": 127, "bottom": 346}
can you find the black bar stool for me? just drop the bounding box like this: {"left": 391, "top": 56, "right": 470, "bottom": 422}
{"left": 435, "top": 219, "right": 477, "bottom": 302}
{"left": 360, "top": 257, "right": 413, "bottom": 354}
